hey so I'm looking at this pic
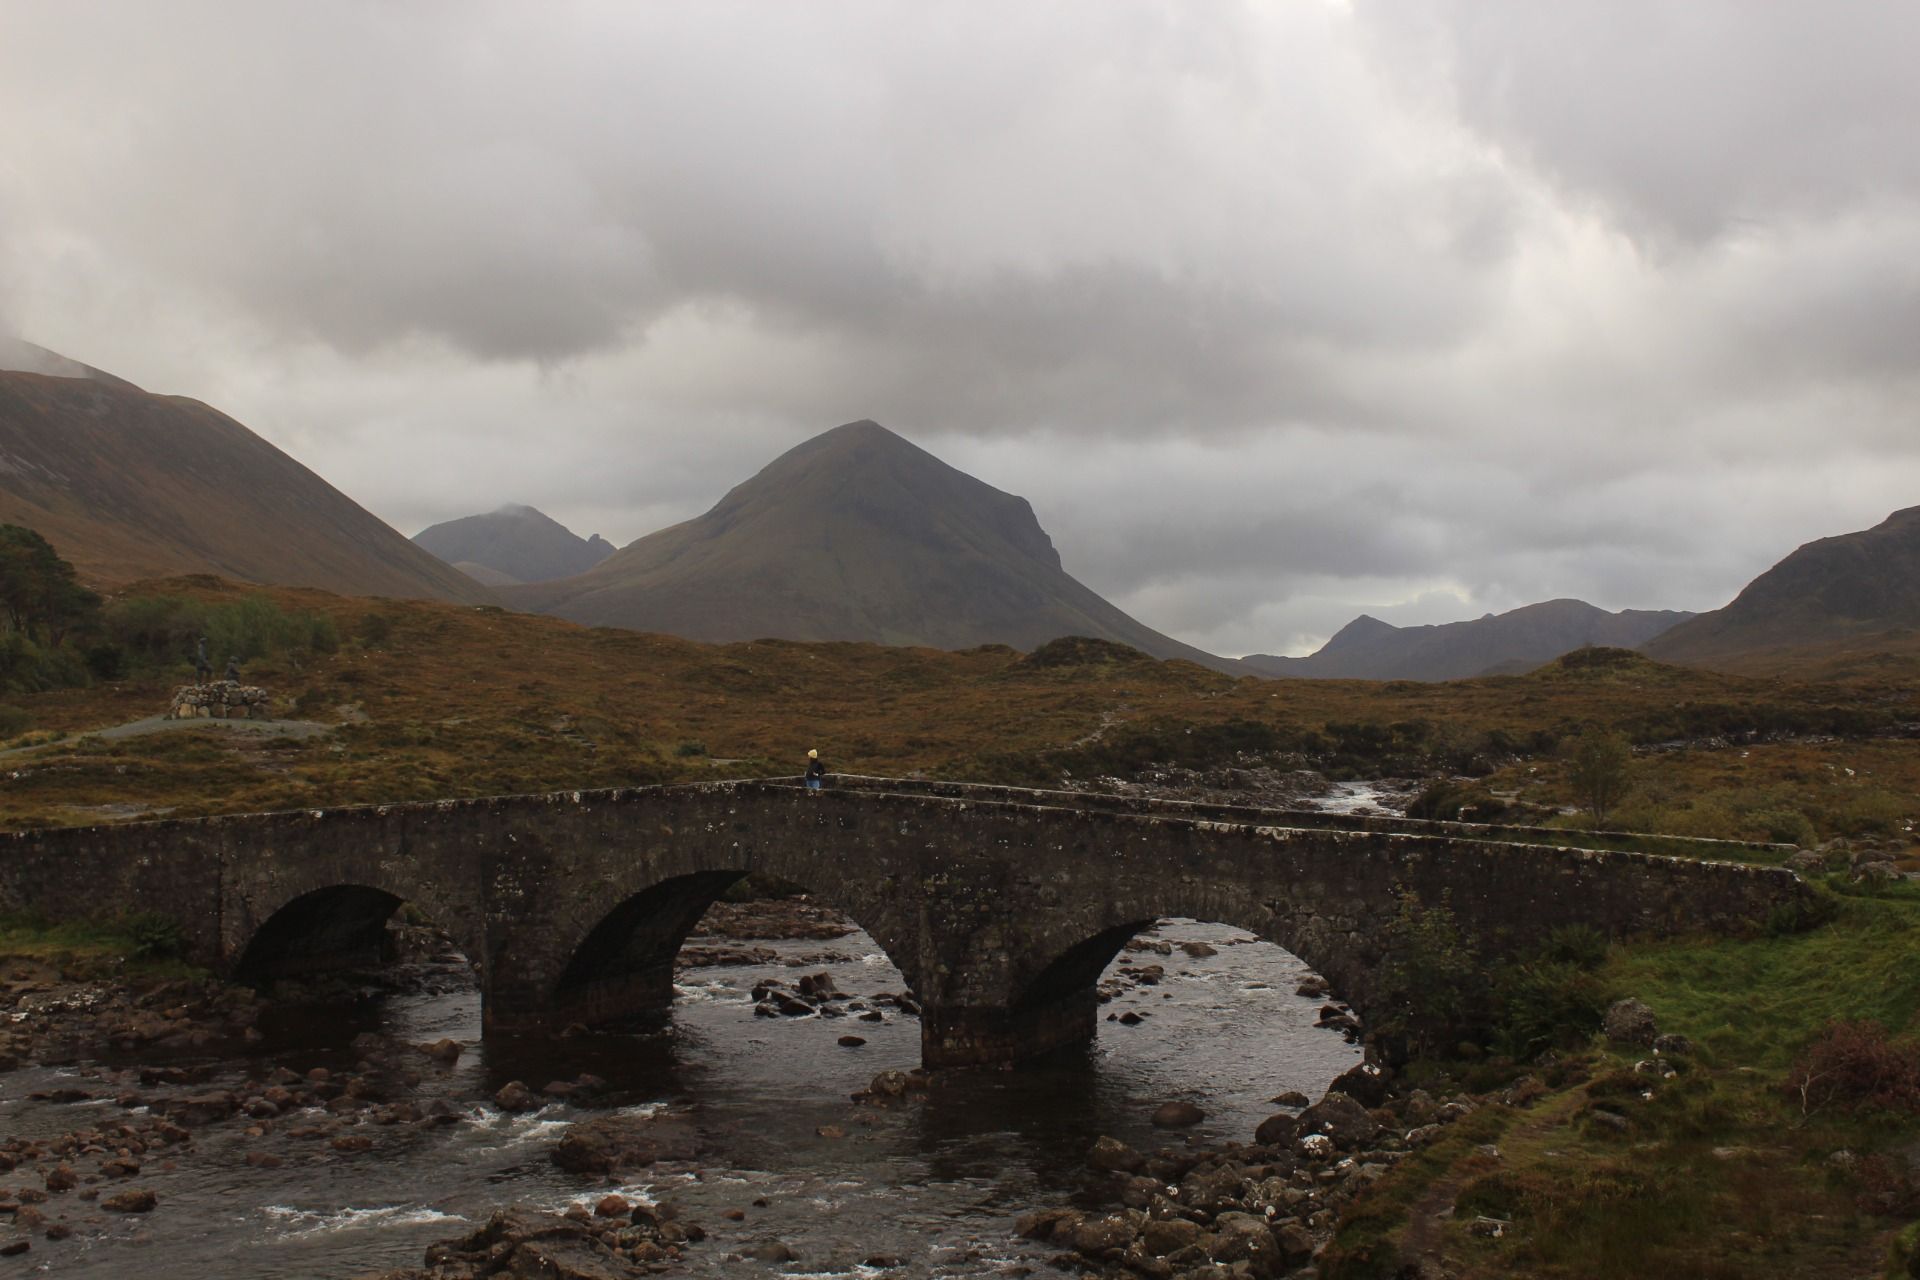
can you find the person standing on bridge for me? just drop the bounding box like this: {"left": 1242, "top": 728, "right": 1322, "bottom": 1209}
{"left": 805, "top": 748, "right": 826, "bottom": 793}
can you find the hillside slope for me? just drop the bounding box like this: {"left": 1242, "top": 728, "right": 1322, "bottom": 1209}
{"left": 0, "top": 341, "right": 494, "bottom": 604}
{"left": 509, "top": 420, "right": 1241, "bottom": 673}
{"left": 1244, "top": 599, "right": 1694, "bottom": 681}
{"left": 1646, "top": 505, "right": 1920, "bottom": 666}
{"left": 413, "top": 504, "right": 615, "bottom": 585}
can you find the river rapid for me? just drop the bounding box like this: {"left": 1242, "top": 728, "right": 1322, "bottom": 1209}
{"left": 1, "top": 917, "right": 1360, "bottom": 1277}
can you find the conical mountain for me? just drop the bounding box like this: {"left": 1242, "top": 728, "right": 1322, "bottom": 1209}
{"left": 1243, "top": 599, "right": 1693, "bottom": 681}
{"left": 1645, "top": 505, "right": 1920, "bottom": 666}
{"left": 0, "top": 340, "right": 493, "bottom": 603}
{"left": 509, "top": 421, "right": 1239, "bottom": 672}
{"left": 414, "top": 504, "right": 615, "bottom": 585}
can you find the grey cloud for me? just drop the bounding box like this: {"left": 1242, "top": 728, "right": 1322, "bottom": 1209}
{"left": 1361, "top": 0, "right": 1920, "bottom": 247}
{"left": 0, "top": 3, "right": 1916, "bottom": 657}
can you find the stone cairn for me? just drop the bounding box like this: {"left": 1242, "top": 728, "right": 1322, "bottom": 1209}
{"left": 167, "top": 680, "right": 272, "bottom": 721}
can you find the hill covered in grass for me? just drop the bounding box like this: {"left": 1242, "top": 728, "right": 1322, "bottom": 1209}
{"left": 0, "top": 343, "right": 493, "bottom": 606}
{"left": 1648, "top": 505, "right": 1920, "bottom": 669}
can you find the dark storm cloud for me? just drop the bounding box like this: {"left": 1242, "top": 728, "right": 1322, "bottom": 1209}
{"left": 1, "top": 1, "right": 1915, "bottom": 657}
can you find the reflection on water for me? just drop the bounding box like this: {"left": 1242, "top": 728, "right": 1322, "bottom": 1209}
{"left": 1, "top": 920, "right": 1358, "bottom": 1277}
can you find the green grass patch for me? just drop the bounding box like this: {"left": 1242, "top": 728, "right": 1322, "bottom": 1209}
{"left": 1611, "top": 890, "right": 1920, "bottom": 1069}
{"left": 0, "top": 909, "right": 202, "bottom": 974}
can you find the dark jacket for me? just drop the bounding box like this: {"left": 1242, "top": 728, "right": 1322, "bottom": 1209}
{"left": 806, "top": 758, "right": 826, "bottom": 780}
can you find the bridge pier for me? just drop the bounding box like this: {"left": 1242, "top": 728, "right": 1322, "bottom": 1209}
{"left": 484, "top": 964, "right": 677, "bottom": 1035}
{"left": 921, "top": 988, "right": 1100, "bottom": 1069}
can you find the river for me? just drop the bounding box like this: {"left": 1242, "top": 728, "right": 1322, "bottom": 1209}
{"left": 1, "top": 918, "right": 1360, "bottom": 1276}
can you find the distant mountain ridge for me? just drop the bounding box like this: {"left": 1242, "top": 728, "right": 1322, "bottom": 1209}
{"left": 0, "top": 339, "right": 494, "bottom": 605}
{"left": 1243, "top": 599, "right": 1695, "bottom": 681}
{"left": 508, "top": 420, "right": 1242, "bottom": 673}
{"left": 1645, "top": 505, "right": 1920, "bottom": 667}
{"left": 413, "top": 504, "right": 615, "bottom": 585}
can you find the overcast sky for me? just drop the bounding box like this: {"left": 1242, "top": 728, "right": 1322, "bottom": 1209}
{"left": 2, "top": 2, "right": 1916, "bottom": 656}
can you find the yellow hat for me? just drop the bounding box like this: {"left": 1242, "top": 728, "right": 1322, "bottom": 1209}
{"left": 807, "top": 748, "right": 818, "bottom": 758}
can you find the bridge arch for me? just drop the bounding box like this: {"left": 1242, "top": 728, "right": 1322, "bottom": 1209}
{"left": 488, "top": 820, "right": 929, "bottom": 1035}
{"left": 534, "top": 868, "right": 922, "bottom": 1033}
{"left": 216, "top": 810, "right": 485, "bottom": 990}
{"left": 235, "top": 883, "right": 407, "bottom": 981}
{"left": 1005, "top": 883, "right": 1375, "bottom": 1023}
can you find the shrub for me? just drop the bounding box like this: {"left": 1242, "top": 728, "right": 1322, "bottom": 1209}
{"left": 355, "top": 612, "right": 396, "bottom": 647}
{"left": 102, "top": 592, "right": 339, "bottom": 673}
{"left": 1567, "top": 728, "right": 1635, "bottom": 826}
{"left": 1784, "top": 1018, "right": 1920, "bottom": 1117}
{"left": 1493, "top": 959, "right": 1612, "bottom": 1059}
{"left": 1541, "top": 923, "right": 1610, "bottom": 969}
{"left": 123, "top": 913, "right": 189, "bottom": 962}
{"left": 1374, "top": 892, "right": 1481, "bottom": 1055}
{"left": 82, "top": 642, "right": 128, "bottom": 680}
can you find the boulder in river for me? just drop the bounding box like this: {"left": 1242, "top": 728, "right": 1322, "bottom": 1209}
{"left": 551, "top": 1113, "right": 701, "bottom": 1175}
{"left": 1151, "top": 1100, "right": 1205, "bottom": 1127}
{"left": 102, "top": 1188, "right": 157, "bottom": 1213}
{"left": 493, "top": 1081, "right": 539, "bottom": 1113}
{"left": 161, "top": 1091, "right": 238, "bottom": 1127}
{"left": 1088, "top": 1135, "right": 1146, "bottom": 1173}
{"left": 1254, "top": 1112, "right": 1298, "bottom": 1147}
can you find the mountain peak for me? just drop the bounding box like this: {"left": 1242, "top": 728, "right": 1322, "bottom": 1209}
{"left": 1646, "top": 503, "right": 1920, "bottom": 666}
{"left": 414, "top": 505, "right": 615, "bottom": 584}
{"left": 1243, "top": 599, "right": 1693, "bottom": 682}
{"left": 504, "top": 420, "right": 1241, "bottom": 673}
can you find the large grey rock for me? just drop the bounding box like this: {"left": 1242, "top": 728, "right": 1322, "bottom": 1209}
{"left": 1209, "top": 1211, "right": 1285, "bottom": 1277}
{"left": 1071, "top": 1214, "right": 1135, "bottom": 1257}
{"left": 1178, "top": 1163, "right": 1247, "bottom": 1215}
{"left": 1089, "top": 1135, "right": 1147, "bottom": 1173}
{"left": 1603, "top": 998, "right": 1658, "bottom": 1045}
{"left": 1254, "top": 1112, "right": 1298, "bottom": 1147}
{"left": 1298, "top": 1091, "right": 1379, "bottom": 1150}
{"left": 1141, "top": 1217, "right": 1205, "bottom": 1256}
{"left": 1329, "top": 1062, "right": 1389, "bottom": 1108}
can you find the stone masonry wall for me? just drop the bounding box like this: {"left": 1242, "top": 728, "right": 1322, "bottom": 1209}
{"left": 0, "top": 780, "right": 1814, "bottom": 1067}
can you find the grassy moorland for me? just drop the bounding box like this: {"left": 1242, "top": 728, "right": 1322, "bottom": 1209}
{"left": 1319, "top": 877, "right": 1920, "bottom": 1280}
{"left": 0, "top": 575, "right": 1914, "bottom": 843}
{"left": 1, "top": 576, "right": 1917, "bottom": 1277}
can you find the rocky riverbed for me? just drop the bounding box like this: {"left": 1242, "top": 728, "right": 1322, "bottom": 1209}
{"left": 1012, "top": 1061, "right": 1491, "bottom": 1279}
{"left": 1, "top": 905, "right": 1363, "bottom": 1276}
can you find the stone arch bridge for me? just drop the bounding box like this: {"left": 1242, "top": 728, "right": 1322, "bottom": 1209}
{"left": 0, "top": 777, "right": 1807, "bottom": 1067}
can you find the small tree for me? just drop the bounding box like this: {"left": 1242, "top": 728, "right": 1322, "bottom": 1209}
{"left": 1375, "top": 891, "right": 1481, "bottom": 1055}
{"left": 0, "top": 524, "right": 98, "bottom": 645}
{"left": 1568, "top": 728, "right": 1634, "bottom": 826}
